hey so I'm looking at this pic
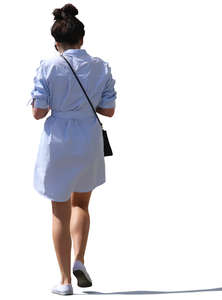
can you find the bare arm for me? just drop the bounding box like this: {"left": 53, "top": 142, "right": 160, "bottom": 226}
{"left": 96, "top": 106, "right": 115, "bottom": 117}
{"left": 32, "top": 99, "right": 50, "bottom": 120}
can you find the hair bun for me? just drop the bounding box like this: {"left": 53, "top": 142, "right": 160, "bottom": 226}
{"left": 53, "top": 4, "right": 78, "bottom": 21}
{"left": 53, "top": 8, "right": 63, "bottom": 21}
{"left": 62, "top": 3, "right": 78, "bottom": 17}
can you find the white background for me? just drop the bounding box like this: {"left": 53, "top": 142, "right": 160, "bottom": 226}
{"left": 1, "top": 0, "right": 222, "bottom": 298}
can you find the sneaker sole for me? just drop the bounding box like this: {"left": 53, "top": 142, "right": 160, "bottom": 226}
{"left": 73, "top": 269, "right": 92, "bottom": 287}
{"left": 51, "top": 290, "right": 73, "bottom": 295}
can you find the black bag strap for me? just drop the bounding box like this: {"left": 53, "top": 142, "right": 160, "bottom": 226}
{"left": 60, "top": 53, "right": 103, "bottom": 128}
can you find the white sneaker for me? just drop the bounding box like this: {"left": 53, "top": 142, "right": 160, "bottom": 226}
{"left": 51, "top": 283, "right": 73, "bottom": 295}
{"left": 73, "top": 260, "right": 92, "bottom": 287}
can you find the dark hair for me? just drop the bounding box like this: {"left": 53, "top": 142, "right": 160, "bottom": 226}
{"left": 51, "top": 3, "right": 85, "bottom": 45}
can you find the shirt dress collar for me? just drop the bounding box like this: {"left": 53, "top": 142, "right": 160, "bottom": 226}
{"left": 62, "top": 49, "right": 87, "bottom": 56}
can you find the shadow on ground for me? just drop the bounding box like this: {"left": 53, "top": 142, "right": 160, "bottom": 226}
{"left": 73, "top": 287, "right": 222, "bottom": 295}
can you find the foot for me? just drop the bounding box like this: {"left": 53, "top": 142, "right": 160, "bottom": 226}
{"left": 51, "top": 283, "right": 73, "bottom": 295}
{"left": 73, "top": 260, "right": 92, "bottom": 287}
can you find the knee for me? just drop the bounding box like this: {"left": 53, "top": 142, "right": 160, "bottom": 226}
{"left": 71, "top": 191, "right": 91, "bottom": 210}
{"left": 51, "top": 198, "right": 71, "bottom": 222}
{"left": 71, "top": 199, "right": 89, "bottom": 211}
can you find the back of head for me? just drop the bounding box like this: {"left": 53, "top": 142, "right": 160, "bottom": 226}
{"left": 51, "top": 3, "right": 85, "bottom": 45}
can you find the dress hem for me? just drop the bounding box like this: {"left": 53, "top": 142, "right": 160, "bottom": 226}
{"left": 33, "top": 179, "right": 106, "bottom": 202}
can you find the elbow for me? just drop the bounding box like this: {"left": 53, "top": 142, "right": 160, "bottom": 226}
{"left": 103, "top": 107, "right": 115, "bottom": 117}
{"left": 33, "top": 114, "right": 41, "bottom": 120}
{"left": 33, "top": 113, "right": 48, "bottom": 120}
{"left": 32, "top": 107, "right": 49, "bottom": 120}
{"left": 107, "top": 111, "right": 115, "bottom": 117}
{"left": 32, "top": 111, "right": 43, "bottom": 120}
{"left": 107, "top": 108, "right": 115, "bottom": 117}
{"left": 96, "top": 106, "right": 115, "bottom": 117}
{"left": 33, "top": 112, "right": 47, "bottom": 120}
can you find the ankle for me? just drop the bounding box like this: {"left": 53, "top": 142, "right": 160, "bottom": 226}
{"left": 75, "top": 255, "right": 84, "bottom": 264}
{"left": 61, "top": 277, "right": 72, "bottom": 285}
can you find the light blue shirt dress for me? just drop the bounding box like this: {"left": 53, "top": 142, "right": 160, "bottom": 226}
{"left": 27, "top": 48, "right": 117, "bottom": 202}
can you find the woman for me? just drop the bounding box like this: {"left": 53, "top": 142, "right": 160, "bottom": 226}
{"left": 27, "top": 3, "right": 117, "bottom": 295}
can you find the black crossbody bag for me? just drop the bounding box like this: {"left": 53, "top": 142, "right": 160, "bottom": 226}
{"left": 60, "top": 53, "right": 113, "bottom": 157}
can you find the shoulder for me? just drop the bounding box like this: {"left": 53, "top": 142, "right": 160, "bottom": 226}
{"left": 37, "top": 55, "right": 67, "bottom": 78}
{"left": 94, "top": 56, "right": 113, "bottom": 72}
{"left": 88, "top": 54, "right": 112, "bottom": 76}
{"left": 40, "top": 55, "right": 64, "bottom": 68}
{"left": 90, "top": 55, "right": 108, "bottom": 66}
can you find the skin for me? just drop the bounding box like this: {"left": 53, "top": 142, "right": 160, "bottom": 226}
{"left": 52, "top": 191, "right": 92, "bottom": 285}
{"left": 31, "top": 40, "right": 115, "bottom": 285}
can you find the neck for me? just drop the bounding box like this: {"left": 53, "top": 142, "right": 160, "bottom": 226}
{"left": 63, "top": 46, "right": 80, "bottom": 50}
{"left": 59, "top": 46, "right": 81, "bottom": 54}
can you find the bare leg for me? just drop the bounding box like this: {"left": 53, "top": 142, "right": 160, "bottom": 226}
{"left": 51, "top": 198, "right": 72, "bottom": 284}
{"left": 70, "top": 191, "right": 92, "bottom": 265}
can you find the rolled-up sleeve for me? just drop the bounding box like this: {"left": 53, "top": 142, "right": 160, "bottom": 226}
{"left": 27, "top": 60, "right": 50, "bottom": 109}
{"left": 98, "top": 63, "right": 117, "bottom": 109}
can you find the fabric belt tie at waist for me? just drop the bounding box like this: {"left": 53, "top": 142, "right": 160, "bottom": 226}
{"left": 51, "top": 110, "right": 95, "bottom": 120}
